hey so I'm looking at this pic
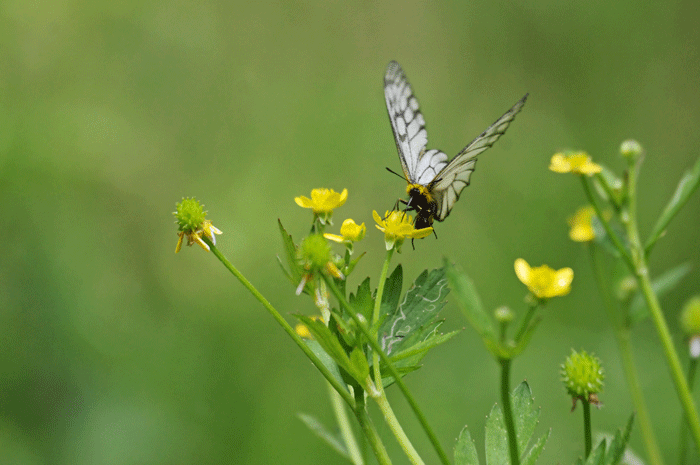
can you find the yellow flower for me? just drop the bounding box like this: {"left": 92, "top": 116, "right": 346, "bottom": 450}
{"left": 549, "top": 151, "right": 601, "bottom": 175}
{"left": 568, "top": 206, "right": 596, "bottom": 242}
{"left": 324, "top": 218, "right": 366, "bottom": 243}
{"left": 373, "top": 210, "right": 433, "bottom": 251}
{"left": 295, "top": 188, "right": 348, "bottom": 214}
{"left": 514, "top": 258, "right": 573, "bottom": 299}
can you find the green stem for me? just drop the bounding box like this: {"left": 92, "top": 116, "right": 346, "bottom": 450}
{"left": 588, "top": 246, "right": 664, "bottom": 465}
{"left": 371, "top": 249, "right": 394, "bottom": 414}
{"left": 580, "top": 176, "right": 635, "bottom": 271}
{"left": 353, "top": 392, "right": 393, "bottom": 465}
{"left": 678, "top": 358, "right": 698, "bottom": 465}
{"left": 365, "top": 248, "right": 424, "bottom": 465}
{"left": 372, "top": 248, "right": 394, "bottom": 326}
{"left": 329, "top": 384, "right": 364, "bottom": 465}
{"left": 374, "top": 390, "right": 425, "bottom": 465}
{"left": 582, "top": 400, "right": 592, "bottom": 458}
{"left": 500, "top": 358, "right": 519, "bottom": 465}
{"left": 618, "top": 329, "right": 665, "bottom": 465}
{"left": 514, "top": 299, "right": 538, "bottom": 343}
{"left": 639, "top": 271, "right": 700, "bottom": 451}
{"left": 620, "top": 162, "right": 700, "bottom": 453}
{"left": 323, "top": 275, "right": 451, "bottom": 465}
{"left": 205, "top": 240, "right": 355, "bottom": 408}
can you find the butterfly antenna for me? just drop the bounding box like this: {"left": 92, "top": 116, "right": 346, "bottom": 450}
{"left": 386, "top": 167, "right": 407, "bottom": 182}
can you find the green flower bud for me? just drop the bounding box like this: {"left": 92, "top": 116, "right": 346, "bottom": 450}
{"left": 494, "top": 306, "right": 515, "bottom": 324}
{"left": 680, "top": 296, "right": 700, "bottom": 336}
{"left": 620, "top": 139, "right": 643, "bottom": 160}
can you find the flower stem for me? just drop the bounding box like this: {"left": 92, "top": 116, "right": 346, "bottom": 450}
{"left": 329, "top": 384, "right": 364, "bottom": 465}
{"left": 323, "top": 275, "right": 450, "bottom": 465}
{"left": 205, "top": 240, "right": 355, "bottom": 408}
{"left": 580, "top": 176, "right": 634, "bottom": 270}
{"left": 582, "top": 400, "right": 592, "bottom": 458}
{"left": 500, "top": 358, "right": 520, "bottom": 465}
{"left": 353, "top": 392, "right": 393, "bottom": 465}
{"left": 678, "top": 358, "right": 698, "bottom": 465}
{"left": 621, "top": 161, "right": 700, "bottom": 453}
{"left": 514, "top": 300, "right": 538, "bottom": 343}
{"left": 639, "top": 270, "right": 700, "bottom": 451}
{"left": 374, "top": 389, "right": 425, "bottom": 465}
{"left": 588, "top": 245, "right": 664, "bottom": 465}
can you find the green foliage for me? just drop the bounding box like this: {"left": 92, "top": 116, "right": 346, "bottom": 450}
{"left": 629, "top": 262, "right": 693, "bottom": 324}
{"left": 573, "top": 414, "right": 635, "bottom": 465}
{"left": 454, "top": 382, "right": 549, "bottom": 465}
{"left": 444, "top": 261, "right": 496, "bottom": 350}
{"left": 297, "top": 413, "right": 350, "bottom": 459}
{"left": 377, "top": 265, "right": 458, "bottom": 387}
{"left": 646, "top": 155, "right": 700, "bottom": 254}
{"left": 454, "top": 426, "right": 480, "bottom": 465}
{"left": 278, "top": 219, "right": 304, "bottom": 290}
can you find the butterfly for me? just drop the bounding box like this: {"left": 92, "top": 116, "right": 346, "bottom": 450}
{"left": 384, "top": 60, "right": 528, "bottom": 232}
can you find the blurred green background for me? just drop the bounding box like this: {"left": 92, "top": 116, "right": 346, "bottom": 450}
{"left": 2, "top": 0, "right": 700, "bottom": 463}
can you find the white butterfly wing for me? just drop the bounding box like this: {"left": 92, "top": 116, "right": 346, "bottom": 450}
{"left": 384, "top": 61, "right": 433, "bottom": 183}
{"left": 431, "top": 93, "right": 529, "bottom": 221}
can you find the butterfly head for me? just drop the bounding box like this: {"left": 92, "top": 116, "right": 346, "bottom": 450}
{"left": 406, "top": 183, "right": 433, "bottom": 203}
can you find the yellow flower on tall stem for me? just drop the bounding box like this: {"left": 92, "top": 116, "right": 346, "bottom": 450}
{"left": 295, "top": 188, "right": 348, "bottom": 224}
{"left": 514, "top": 258, "right": 573, "bottom": 299}
{"left": 549, "top": 151, "right": 601, "bottom": 175}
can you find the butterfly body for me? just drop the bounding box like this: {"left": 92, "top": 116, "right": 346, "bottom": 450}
{"left": 384, "top": 61, "right": 528, "bottom": 232}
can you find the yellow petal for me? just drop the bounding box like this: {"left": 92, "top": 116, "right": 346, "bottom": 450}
{"left": 514, "top": 258, "right": 532, "bottom": 285}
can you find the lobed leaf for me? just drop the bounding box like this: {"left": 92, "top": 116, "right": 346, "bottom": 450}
{"left": 378, "top": 266, "right": 450, "bottom": 357}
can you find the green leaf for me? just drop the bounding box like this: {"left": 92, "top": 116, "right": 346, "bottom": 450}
{"left": 512, "top": 382, "right": 539, "bottom": 454}
{"left": 577, "top": 413, "right": 635, "bottom": 465}
{"left": 520, "top": 430, "right": 550, "bottom": 465}
{"left": 277, "top": 219, "right": 304, "bottom": 290}
{"left": 348, "top": 277, "right": 374, "bottom": 321}
{"left": 483, "top": 381, "right": 548, "bottom": 465}
{"left": 295, "top": 315, "right": 366, "bottom": 385}
{"left": 583, "top": 439, "right": 606, "bottom": 465}
{"left": 602, "top": 413, "right": 634, "bottom": 465}
{"left": 303, "top": 339, "right": 347, "bottom": 392}
{"left": 629, "top": 262, "right": 692, "bottom": 324}
{"left": 349, "top": 347, "right": 370, "bottom": 382}
{"left": 297, "top": 413, "right": 349, "bottom": 459}
{"left": 380, "top": 327, "right": 460, "bottom": 387}
{"left": 454, "top": 425, "right": 481, "bottom": 465}
{"left": 380, "top": 264, "right": 403, "bottom": 320}
{"left": 445, "top": 260, "right": 496, "bottom": 348}
{"left": 378, "top": 266, "right": 450, "bottom": 357}
{"left": 388, "top": 329, "right": 461, "bottom": 364}
{"left": 485, "top": 402, "right": 508, "bottom": 465}
{"left": 646, "top": 154, "right": 700, "bottom": 254}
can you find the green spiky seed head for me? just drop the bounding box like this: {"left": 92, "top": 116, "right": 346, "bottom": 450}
{"left": 298, "top": 234, "right": 332, "bottom": 271}
{"left": 174, "top": 198, "right": 207, "bottom": 232}
{"left": 561, "top": 349, "right": 605, "bottom": 398}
